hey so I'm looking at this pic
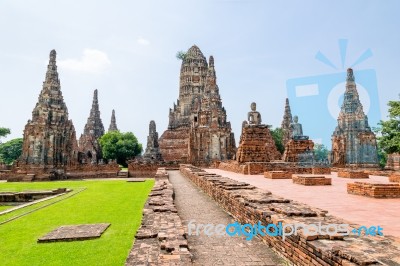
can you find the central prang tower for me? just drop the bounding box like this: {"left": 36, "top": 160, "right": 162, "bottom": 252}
{"left": 159, "top": 45, "right": 236, "bottom": 165}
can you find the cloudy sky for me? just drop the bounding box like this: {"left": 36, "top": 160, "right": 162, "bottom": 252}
{"left": 0, "top": 0, "right": 399, "bottom": 147}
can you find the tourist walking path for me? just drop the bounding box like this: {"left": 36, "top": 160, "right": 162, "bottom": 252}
{"left": 168, "top": 170, "right": 284, "bottom": 266}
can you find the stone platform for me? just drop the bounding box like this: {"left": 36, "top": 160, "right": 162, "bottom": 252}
{"left": 292, "top": 175, "right": 332, "bottom": 186}
{"left": 347, "top": 181, "right": 400, "bottom": 198}
{"left": 338, "top": 170, "right": 369, "bottom": 179}
{"left": 389, "top": 172, "right": 400, "bottom": 183}
{"left": 38, "top": 223, "right": 110, "bottom": 243}
{"left": 264, "top": 171, "right": 292, "bottom": 179}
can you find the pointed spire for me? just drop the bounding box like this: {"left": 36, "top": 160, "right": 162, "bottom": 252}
{"left": 204, "top": 55, "right": 218, "bottom": 94}
{"left": 108, "top": 109, "right": 118, "bottom": 131}
{"left": 81, "top": 89, "right": 104, "bottom": 138}
{"left": 209, "top": 55, "right": 214, "bottom": 67}
{"left": 281, "top": 98, "right": 293, "bottom": 146}
{"left": 346, "top": 68, "right": 355, "bottom": 82}
{"left": 45, "top": 49, "right": 60, "bottom": 85}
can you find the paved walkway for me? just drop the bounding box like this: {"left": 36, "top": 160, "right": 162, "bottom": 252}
{"left": 207, "top": 169, "right": 400, "bottom": 238}
{"left": 168, "top": 171, "right": 285, "bottom": 266}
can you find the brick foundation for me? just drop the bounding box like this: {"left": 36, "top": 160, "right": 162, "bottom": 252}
{"left": 125, "top": 168, "right": 192, "bottom": 265}
{"left": 180, "top": 164, "right": 400, "bottom": 266}
{"left": 127, "top": 161, "right": 179, "bottom": 177}
{"left": 389, "top": 173, "right": 400, "bottom": 183}
{"left": 292, "top": 175, "right": 332, "bottom": 186}
{"left": 347, "top": 182, "right": 400, "bottom": 198}
{"left": 338, "top": 171, "right": 369, "bottom": 179}
{"left": 264, "top": 171, "right": 292, "bottom": 179}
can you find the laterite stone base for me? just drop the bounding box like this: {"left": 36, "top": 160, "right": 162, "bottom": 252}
{"left": 292, "top": 175, "right": 332, "bottom": 186}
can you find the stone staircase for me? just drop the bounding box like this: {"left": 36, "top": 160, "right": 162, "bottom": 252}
{"left": 117, "top": 170, "right": 128, "bottom": 177}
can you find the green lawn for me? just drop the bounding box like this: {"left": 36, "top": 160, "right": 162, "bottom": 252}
{"left": 0, "top": 205, "right": 12, "bottom": 212}
{"left": 0, "top": 179, "right": 154, "bottom": 266}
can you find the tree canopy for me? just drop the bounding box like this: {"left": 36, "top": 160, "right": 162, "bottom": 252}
{"left": 271, "top": 127, "right": 285, "bottom": 154}
{"left": 0, "top": 127, "right": 11, "bottom": 142}
{"left": 313, "top": 143, "right": 329, "bottom": 162}
{"left": 0, "top": 138, "right": 23, "bottom": 165}
{"left": 176, "top": 51, "right": 187, "bottom": 61}
{"left": 99, "top": 131, "right": 142, "bottom": 166}
{"left": 377, "top": 100, "right": 400, "bottom": 154}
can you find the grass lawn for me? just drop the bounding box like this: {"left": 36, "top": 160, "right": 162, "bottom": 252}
{"left": 0, "top": 205, "right": 13, "bottom": 212}
{"left": 0, "top": 179, "right": 154, "bottom": 266}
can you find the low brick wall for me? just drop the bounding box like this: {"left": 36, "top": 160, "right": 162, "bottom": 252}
{"left": 264, "top": 171, "right": 292, "bottom": 179}
{"left": 338, "top": 171, "right": 369, "bottom": 179}
{"left": 218, "top": 160, "right": 326, "bottom": 175}
{"left": 312, "top": 168, "right": 331, "bottom": 175}
{"left": 180, "top": 164, "right": 400, "bottom": 266}
{"left": 127, "top": 161, "right": 179, "bottom": 177}
{"left": 347, "top": 182, "right": 400, "bottom": 198}
{"left": 125, "top": 168, "right": 192, "bottom": 265}
{"left": 389, "top": 173, "right": 400, "bottom": 183}
{"left": 292, "top": 175, "right": 332, "bottom": 186}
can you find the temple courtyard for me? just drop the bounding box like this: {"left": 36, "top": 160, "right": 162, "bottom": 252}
{"left": 207, "top": 169, "right": 400, "bottom": 238}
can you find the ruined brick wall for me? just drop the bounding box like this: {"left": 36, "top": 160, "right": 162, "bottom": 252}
{"left": 159, "top": 128, "right": 190, "bottom": 163}
{"left": 282, "top": 139, "right": 314, "bottom": 162}
{"left": 125, "top": 169, "right": 192, "bottom": 265}
{"left": 386, "top": 153, "right": 400, "bottom": 171}
{"left": 389, "top": 172, "right": 400, "bottom": 182}
{"left": 218, "top": 160, "right": 320, "bottom": 175}
{"left": 347, "top": 182, "right": 400, "bottom": 198}
{"left": 180, "top": 165, "right": 400, "bottom": 266}
{"left": 127, "top": 161, "right": 179, "bottom": 177}
{"left": 236, "top": 125, "right": 281, "bottom": 163}
{"left": 338, "top": 171, "right": 369, "bottom": 179}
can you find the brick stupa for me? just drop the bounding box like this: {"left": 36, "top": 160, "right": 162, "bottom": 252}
{"left": 78, "top": 89, "right": 105, "bottom": 163}
{"left": 17, "top": 50, "right": 79, "bottom": 176}
{"left": 159, "top": 45, "right": 236, "bottom": 165}
{"left": 331, "top": 68, "right": 379, "bottom": 168}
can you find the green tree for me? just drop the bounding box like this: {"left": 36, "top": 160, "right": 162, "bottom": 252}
{"left": 376, "top": 100, "right": 400, "bottom": 167}
{"left": 313, "top": 143, "right": 329, "bottom": 162}
{"left": 271, "top": 127, "right": 284, "bottom": 154}
{"left": 99, "top": 131, "right": 142, "bottom": 166}
{"left": 0, "top": 127, "right": 11, "bottom": 143}
{"left": 176, "top": 50, "right": 187, "bottom": 60}
{"left": 0, "top": 138, "right": 23, "bottom": 165}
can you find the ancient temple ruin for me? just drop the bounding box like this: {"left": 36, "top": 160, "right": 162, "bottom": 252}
{"left": 281, "top": 98, "right": 293, "bottom": 147}
{"left": 143, "top": 120, "right": 163, "bottom": 162}
{"left": 17, "top": 50, "right": 79, "bottom": 175}
{"left": 236, "top": 102, "right": 281, "bottom": 163}
{"left": 108, "top": 109, "right": 118, "bottom": 131}
{"left": 78, "top": 89, "right": 105, "bottom": 163}
{"left": 159, "top": 45, "right": 236, "bottom": 165}
{"left": 331, "top": 68, "right": 379, "bottom": 168}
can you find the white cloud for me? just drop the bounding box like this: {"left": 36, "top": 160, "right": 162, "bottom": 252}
{"left": 58, "top": 49, "right": 111, "bottom": 73}
{"left": 137, "top": 37, "right": 150, "bottom": 46}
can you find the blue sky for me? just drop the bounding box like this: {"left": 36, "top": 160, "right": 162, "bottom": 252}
{"left": 0, "top": 0, "right": 399, "bottom": 147}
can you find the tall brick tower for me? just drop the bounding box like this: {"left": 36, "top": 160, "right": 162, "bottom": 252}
{"left": 19, "top": 50, "right": 78, "bottom": 171}
{"left": 159, "top": 45, "right": 236, "bottom": 164}
{"left": 78, "top": 89, "right": 105, "bottom": 162}
{"left": 281, "top": 98, "right": 293, "bottom": 148}
{"left": 331, "top": 68, "right": 379, "bottom": 168}
{"left": 108, "top": 109, "right": 118, "bottom": 132}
